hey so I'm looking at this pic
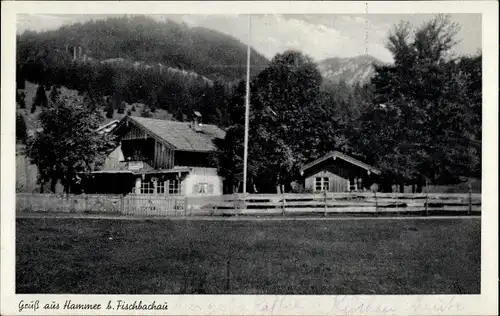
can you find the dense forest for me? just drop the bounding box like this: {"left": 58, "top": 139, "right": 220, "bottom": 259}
{"left": 17, "top": 15, "right": 482, "bottom": 193}
{"left": 16, "top": 16, "right": 270, "bottom": 125}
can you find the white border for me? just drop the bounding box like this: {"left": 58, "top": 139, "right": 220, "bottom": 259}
{"left": 1, "top": 1, "right": 498, "bottom": 315}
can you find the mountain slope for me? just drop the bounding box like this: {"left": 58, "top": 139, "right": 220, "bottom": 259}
{"left": 17, "top": 15, "right": 269, "bottom": 81}
{"left": 318, "top": 55, "right": 384, "bottom": 85}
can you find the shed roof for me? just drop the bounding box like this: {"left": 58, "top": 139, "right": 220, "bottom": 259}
{"left": 300, "top": 151, "right": 381, "bottom": 175}
{"left": 122, "top": 116, "right": 226, "bottom": 152}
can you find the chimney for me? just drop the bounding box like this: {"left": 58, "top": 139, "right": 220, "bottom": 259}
{"left": 192, "top": 111, "right": 202, "bottom": 132}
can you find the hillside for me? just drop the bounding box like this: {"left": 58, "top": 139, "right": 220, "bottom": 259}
{"left": 17, "top": 81, "right": 173, "bottom": 133}
{"left": 318, "top": 55, "right": 384, "bottom": 85}
{"left": 17, "top": 16, "right": 269, "bottom": 81}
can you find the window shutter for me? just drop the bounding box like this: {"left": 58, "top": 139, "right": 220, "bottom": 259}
{"left": 193, "top": 184, "right": 199, "bottom": 194}
{"left": 208, "top": 184, "right": 214, "bottom": 194}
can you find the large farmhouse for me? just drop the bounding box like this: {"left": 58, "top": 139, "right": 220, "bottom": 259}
{"left": 300, "top": 151, "right": 381, "bottom": 192}
{"left": 82, "top": 113, "right": 226, "bottom": 196}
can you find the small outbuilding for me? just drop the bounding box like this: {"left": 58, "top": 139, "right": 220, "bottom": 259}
{"left": 300, "top": 151, "right": 381, "bottom": 192}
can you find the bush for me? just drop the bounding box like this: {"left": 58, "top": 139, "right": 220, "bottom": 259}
{"left": 290, "top": 182, "right": 313, "bottom": 193}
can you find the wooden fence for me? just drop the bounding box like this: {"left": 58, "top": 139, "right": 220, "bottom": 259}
{"left": 16, "top": 191, "right": 481, "bottom": 217}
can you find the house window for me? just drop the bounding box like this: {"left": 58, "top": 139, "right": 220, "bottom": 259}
{"left": 194, "top": 183, "right": 214, "bottom": 194}
{"left": 315, "top": 177, "right": 329, "bottom": 192}
{"left": 140, "top": 181, "right": 154, "bottom": 194}
{"left": 168, "top": 179, "right": 180, "bottom": 195}
{"left": 156, "top": 181, "right": 165, "bottom": 194}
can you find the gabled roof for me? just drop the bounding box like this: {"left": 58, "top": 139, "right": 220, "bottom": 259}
{"left": 300, "top": 151, "right": 381, "bottom": 175}
{"left": 118, "top": 116, "right": 226, "bottom": 152}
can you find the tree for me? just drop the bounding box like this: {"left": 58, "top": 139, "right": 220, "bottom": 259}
{"left": 105, "top": 100, "right": 114, "bottom": 119}
{"left": 173, "top": 107, "right": 183, "bottom": 121}
{"left": 33, "top": 84, "right": 48, "bottom": 110}
{"left": 26, "top": 95, "right": 116, "bottom": 193}
{"left": 16, "top": 114, "right": 27, "bottom": 144}
{"left": 251, "top": 50, "right": 323, "bottom": 190}
{"left": 357, "top": 15, "right": 480, "bottom": 190}
{"left": 210, "top": 125, "right": 244, "bottom": 193}
{"left": 17, "top": 91, "right": 26, "bottom": 109}
{"left": 214, "top": 50, "right": 324, "bottom": 192}
{"left": 117, "top": 101, "right": 126, "bottom": 114}
{"left": 49, "top": 85, "right": 61, "bottom": 104}
{"left": 141, "top": 106, "right": 152, "bottom": 118}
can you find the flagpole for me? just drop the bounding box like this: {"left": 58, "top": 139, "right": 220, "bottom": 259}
{"left": 242, "top": 14, "right": 251, "bottom": 195}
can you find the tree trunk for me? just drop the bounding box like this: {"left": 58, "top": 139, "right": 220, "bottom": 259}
{"left": 416, "top": 182, "right": 423, "bottom": 193}
{"left": 39, "top": 181, "right": 44, "bottom": 193}
{"left": 50, "top": 178, "right": 57, "bottom": 193}
{"left": 399, "top": 183, "right": 404, "bottom": 193}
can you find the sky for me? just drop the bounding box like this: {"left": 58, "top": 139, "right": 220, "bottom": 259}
{"left": 17, "top": 14, "right": 481, "bottom": 63}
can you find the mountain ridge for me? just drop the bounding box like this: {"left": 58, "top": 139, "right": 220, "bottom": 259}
{"left": 318, "top": 54, "right": 386, "bottom": 85}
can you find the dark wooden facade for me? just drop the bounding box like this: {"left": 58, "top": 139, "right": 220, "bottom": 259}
{"left": 120, "top": 124, "right": 177, "bottom": 170}
{"left": 301, "top": 152, "right": 380, "bottom": 193}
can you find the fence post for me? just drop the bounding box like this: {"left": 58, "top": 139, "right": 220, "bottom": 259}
{"left": 184, "top": 196, "right": 188, "bottom": 217}
{"left": 324, "top": 190, "right": 328, "bottom": 217}
{"left": 282, "top": 193, "right": 286, "bottom": 216}
{"left": 120, "top": 195, "right": 124, "bottom": 214}
{"left": 468, "top": 181, "right": 472, "bottom": 216}
{"left": 425, "top": 179, "right": 429, "bottom": 216}
{"left": 374, "top": 190, "right": 378, "bottom": 216}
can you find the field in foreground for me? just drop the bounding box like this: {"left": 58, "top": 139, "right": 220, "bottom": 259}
{"left": 16, "top": 218, "right": 480, "bottom": 294}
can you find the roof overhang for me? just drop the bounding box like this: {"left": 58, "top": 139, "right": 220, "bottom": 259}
{"left": 113, "top": 116, "right": 177, "bottom": 151}
{"left": 300, "top": 151, "right": 381, "bottom": 176}
{"left": 83, "top": 167, "right": 192, "bottom": 176}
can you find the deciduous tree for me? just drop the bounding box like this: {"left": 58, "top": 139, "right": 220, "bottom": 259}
{"left": 27, "top": 95, "right": 116, "bottom": 193}
{"left": 357, "top": 15, "right": 481, "bottom": 189}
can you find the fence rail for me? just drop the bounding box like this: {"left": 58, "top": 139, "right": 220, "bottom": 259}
{"left": 16, "top": 192, "right": 481, "bottom": 217}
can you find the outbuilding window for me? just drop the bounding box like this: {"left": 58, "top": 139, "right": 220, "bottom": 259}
{"left": 315, "top": 177, "right": 329, "bottom": 192}
{"left": 349, "top": 177, "right": 363, "bottom": 192}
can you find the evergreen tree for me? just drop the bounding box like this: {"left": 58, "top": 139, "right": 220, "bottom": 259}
{"left": 33, "top": 84, "right": 48, "bottom": 109}
{"left": 140, "top": 106, "right": 152, "bottom": 118}
{"left": 49, "top": 85, "right": 61, "bottom": 104}
{"left": 16, "top": 114, "right": 27, "bottom": 144}
{"left": 17, "top": 91, "right": 26, "bottom": 109}
{"left": 105, "top": 101, "right": 114, "bottom": 119}
{"left": 174, "top": 108, "right": 183, "bottom": 121}
{"left": 117, "top": 101, "right": 126, "bottom": 114}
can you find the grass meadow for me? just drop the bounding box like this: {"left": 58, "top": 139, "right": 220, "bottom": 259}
{"left": 16, "top": 217, "right": 480, "bottom": 294}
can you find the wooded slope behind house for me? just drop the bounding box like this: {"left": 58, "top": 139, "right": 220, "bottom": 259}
{"left": 17, "top": 15, "right": 269, "bottom": 81}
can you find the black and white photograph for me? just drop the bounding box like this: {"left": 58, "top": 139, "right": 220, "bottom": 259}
{"left": 1, "top": 1, "right": 498, "bottom": 315}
